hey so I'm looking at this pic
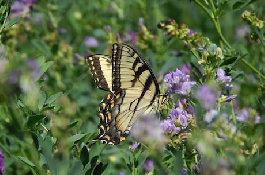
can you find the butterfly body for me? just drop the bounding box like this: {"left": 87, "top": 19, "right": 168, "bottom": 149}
{"left": 86, "top": 43, "right": 165, "bottom": 145}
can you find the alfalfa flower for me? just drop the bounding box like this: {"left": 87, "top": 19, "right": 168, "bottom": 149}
{"left": 0, "top": 150, "right": 4, "bottom": 174}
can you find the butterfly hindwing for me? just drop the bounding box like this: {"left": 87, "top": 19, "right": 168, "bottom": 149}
{"left": 96, "top": 91, "right": 130, "bottom": 145}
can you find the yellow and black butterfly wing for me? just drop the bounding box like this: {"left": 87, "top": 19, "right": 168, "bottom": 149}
{"left": 86, "top": 55, "right": 112, "bottom": 92}
{"left": 86, "top": 43, "right": 161, "bottom": 145}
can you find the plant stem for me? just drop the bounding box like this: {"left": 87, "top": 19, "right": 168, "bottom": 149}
{"left": 193, "top": 0, "right": 265, "bottom": 80}
{"left": 241, "top": 58, "right": 265, "bottom": 80}
{"left": 0, "top": 4, "right": 10, "bottom": 34}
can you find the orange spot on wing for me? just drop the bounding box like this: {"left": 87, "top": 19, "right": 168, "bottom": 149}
{"left": 107, "top": 94, "right": 111, "bottom": 99}
{"left": 116, "top": 93, "right": 121, "bottom": 98}
{"left": 111, "top": 101, "right": 115, "bottom": 107}
{"left": 120, "top": 136, "right": 125, "bottom": 141}
{"left": 108, "top": 113, "right": 112, "bottom": 120}
{"left": 116, "top": 120, "right": 121, "bottom": 128}
{"left": 115, "top": 114, "right": 120, "bottom": 121}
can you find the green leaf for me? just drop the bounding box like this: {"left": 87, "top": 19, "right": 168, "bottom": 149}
{"left": 254, "top": 27, "right": 265, "bottom": 45}
{"left": 232, "top": 0, "right": 258, "bottom": 11}
{"left": 190, "top": 48, "right": 201, "bottom": 60}
{"left": 80, "top": 146, "right": 89, "bottom": 166}
{"left": 93, "top": 162, "right": 108, "bottom": 175}
{"left": 26, "top": 114, "right": 46, "bottom": 128}
{"left": 121, "top": 150, "right": 130, "bottom": 167}
{"left": 17, "top": 99, "right": 25, "bottom": 108}
{"left": 216, "top": 0, "right": 228, "bottom": 17}
{"left": 18, "top": 156, "right": 36, "bottom": 167}
{"left": 0, "top": 5, "right": 6, "bottom": 14}
{"left": 38, "top": 91, "right": 47, "bottom": 110}
{"left": 68, "top": 134, "right": 86, "bottom": 143}
{"left": 36, "top": 57, "right": 54, "bottom": 80}
{"left": 32, "top": 40, "right": 52, "bottom": 57}
{"left": 46, "top": 91, "right": 63, "bottom": 104}
{"left": 219, "top": 56, "right": 238, "bottom": 67}
{"left": 134, "top": 145, "right": 142, "bottom": 160}
{"left": 68, "top": 158, "right": 83, "bottom": 175}
{"left": 86, "top": 156, "right": 99, "bottom": 175}
{"left": 69, "top": 121, "right": 78, "bottom": 128}
{"left": 4, "top": 17, "right": 22, "bottom": 30}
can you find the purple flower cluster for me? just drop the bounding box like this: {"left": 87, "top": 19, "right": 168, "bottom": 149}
{"left": 10, "top": 0, "right": 38, "bottom": 18}
{"left": 0, "top": 150, "right": 4, "bottom": 174}
{"left": 164, "top": 68, "right": 196, "bottom": 95}
{"left": 84, "top": 36, "right": 99, "bottom": 48}
{"left": 236, "top": 108, "right": 260, "bottom": 123}
{"left": 195, "top": 85, "right": 217, "bottom": 110}
{"left": 131, "top": 115, "right": 167, "bottom": 149}
{"left": 142, "top": 160, "right": 154, "bottom": 173}
{"left": 129, "top": 142, "right": 140, "bottom": 152}
{"left": 215, "top": 68, "right": 233, "bottom": 90}
{"left": 161, "top": 69, "right": 195, "bottom": 136}
{"left": 160, "top": 99, "right": 193, "bottom": 135}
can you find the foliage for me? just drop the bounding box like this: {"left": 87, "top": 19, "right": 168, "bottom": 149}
{"left": 0, "top": 0, "right": 264, "bottom": 175}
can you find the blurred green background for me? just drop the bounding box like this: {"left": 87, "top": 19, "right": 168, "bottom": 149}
{"left": 0, "top": 0, "right": 264, "bottom": 174}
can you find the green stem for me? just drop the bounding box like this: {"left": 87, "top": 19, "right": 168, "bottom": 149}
{"left": 241, "top": 58, "right": 265, "bottom": 80}
{"left": 194, "top": 0, "right": 232, "bottom": 49}
{"left": 194, "top": 0, "right": 265, "bottom": 80}
{"left": 0, "top": 4, "right": 10, "bottom": 34}
{"left": 230, "top": 101, "right": 236, "bottom": 124}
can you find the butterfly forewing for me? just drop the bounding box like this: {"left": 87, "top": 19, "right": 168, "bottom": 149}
{"left": 86, "top": 43, "right": 163, "bottom": 145}
{"left": 86, "top": 55, "right": 112, "bottom": 92}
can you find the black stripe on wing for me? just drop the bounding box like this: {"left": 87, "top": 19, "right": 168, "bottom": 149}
{"left": 111, "top": 43, "right": 160, "bottom": 95}
{"left": 86, "top": 55, "right": 112, "bottom": 92}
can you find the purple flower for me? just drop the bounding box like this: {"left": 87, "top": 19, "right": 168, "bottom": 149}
{"left": 118, "top": 172, "right": 125, "bottom": 175}
{"left": 84, "top": 36, "right": 99, "bottom": 48}
{"left": 123, "top": 31, "right": 137, "bottom": 44}
{"left": 129, "top": 143, "right": 140, "bottom": 152}
{"left": 10, "top": 0, "right": 37, "bottom": 18}
{"left": 105, "top": 25, "right": 111, "bottom": 33}
{"left": 160, "top": 119, "right": 180, "bottom": 134}
{"left": 74, "top": 53, "right": 83, "bottom": 65}
{"left": 169, "top": 107, "right": 189, "bottom": 127}
{"left": 11, "top": 1, "right": 29, "bottom": 17}
{"left": 224, "top": 94, "right": 237, "bottom": 102}
{"left": 195, "top": 85, "right": 217, "bottom": 110}
{"left": 142, "top": 160, "right": 154, "bottom": 173}
{"left": 189, "top": 29, "right": 194, "bottom": 36}
{"left": 236, "top": 109, "right": 248, "bottom": 122}
{"left": 131, "top": 115, "right": 167, "bottom": 149}
{"left": 164, "top": 68, "right": 196, "bottom": 96}
{"left": 21, "top": 0, "right": 38, "bottom": 5}
{"left": 0, "top": 150, "right": 4, "bottom": 174}
{"left": 182, "top": 168, "right": 188, "bottom": 175}
{"left": 216, "top": 68, "right": 233, "bottom": 90}
{"left": 161, "top": 98, "right": 193, "bottom": 135}
{"left": 236, "top": 108, "right": 260, "bottom": 123}
{"left": 179, "top": 64, "right": 191, "bottom": 75}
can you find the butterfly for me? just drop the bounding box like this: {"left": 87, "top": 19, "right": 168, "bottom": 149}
{"left": 86, "top": 43, "right": 166, "bottom": 145}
